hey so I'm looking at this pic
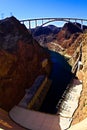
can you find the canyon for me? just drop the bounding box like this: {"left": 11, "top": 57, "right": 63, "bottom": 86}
{"left": 0, "top": 16, "right": 87, "bottom": 130}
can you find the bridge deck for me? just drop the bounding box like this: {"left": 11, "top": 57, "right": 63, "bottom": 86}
{"left": 20, "top": 17, "right": 87, "bottom": 29}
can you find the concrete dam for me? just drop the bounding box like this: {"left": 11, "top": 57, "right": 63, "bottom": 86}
{"left": 9, "top": 42, "right": 82, "bottom": 130}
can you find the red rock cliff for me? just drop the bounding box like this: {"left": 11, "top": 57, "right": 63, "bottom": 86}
{"left": 0, "top": 16, "right": 51, "bottom": 111}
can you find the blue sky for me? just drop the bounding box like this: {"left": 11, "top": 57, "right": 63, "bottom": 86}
{"left": 0, "top": 0, "right": 87, "bottom": 27}
{"left": 0, "top": 0, "right": 87, "bottom": 20}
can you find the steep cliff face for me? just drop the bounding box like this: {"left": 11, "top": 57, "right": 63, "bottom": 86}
{"left": 71, "top": 33, "right": 87, "bottom": 125}
{"left": 0, "top": 16, "right": 33, "bottom": 52}
{"left": 54, "top": 22, "right": 83, "bottom": 52}
{"left": 46, "top": 22, "right": 85, "bottom": 56}
{"left": 0, "top": 16, "right": 51, "bottom": 111}
{"left": 31, "top": 22, "right": 87, "bottom": 56}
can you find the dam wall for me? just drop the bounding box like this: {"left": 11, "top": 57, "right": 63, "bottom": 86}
{"left": 19, "top": 75, "right": 51, "bottom": 110}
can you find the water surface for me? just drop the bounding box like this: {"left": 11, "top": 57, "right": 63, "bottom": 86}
{"left": 40, "top": 50, "right": 72, "bottom": 114}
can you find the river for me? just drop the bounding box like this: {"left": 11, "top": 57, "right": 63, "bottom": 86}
{"left": 39, "top": 50, "right": 73, "bottom": 114}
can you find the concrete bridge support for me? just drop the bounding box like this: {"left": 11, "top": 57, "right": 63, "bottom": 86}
{"left": 28, "top": 21, "right": 31, "bottom": 29}
{"left": 81, "top": 20, "right": 83, "bottom": 30}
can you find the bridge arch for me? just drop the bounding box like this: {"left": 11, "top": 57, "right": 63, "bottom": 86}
{"left": 41, "top": 18, "right": 70, "bottom": 27}
{"left": 20, "top": 18, "right": 87, "bottom": 30}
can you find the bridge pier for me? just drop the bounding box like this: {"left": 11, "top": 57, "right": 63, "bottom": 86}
{"left": 42, "top": 19, "right": 43, "bottom": 25}
{"left": 29, "top": 21, "right": 31, "bottom": 29}
{"left": 35, "top": 20, "right": 37, "bottom": 28}
{"left": 75, "top": 19, "right": 77, "bottom": 24}
{"left": 81, "top": 20, "right": 83, "bottom": 30}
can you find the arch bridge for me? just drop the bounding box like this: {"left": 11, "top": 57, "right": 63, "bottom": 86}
{"left": 20, "top": 17, "right": 87, "bottom": 30}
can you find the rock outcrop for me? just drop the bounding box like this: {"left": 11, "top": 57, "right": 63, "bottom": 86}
{"left": 0, "top": 16, "right": 51, "bottom": 111}
{"left": 31, "top": 25, "right": 61, "bottom": 47}
{"left": 56, "top": 22, "right": 82, "bottom": 48}
{"left": 47, "top": 22, "right": 87, "bottom": 57}
{"left": 31, "top": 22, "right": 87, "bottom": 57}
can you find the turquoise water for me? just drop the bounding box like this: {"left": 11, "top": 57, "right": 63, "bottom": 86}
{"left": 40, "top": 50, "right": 73, "bottom": 114}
